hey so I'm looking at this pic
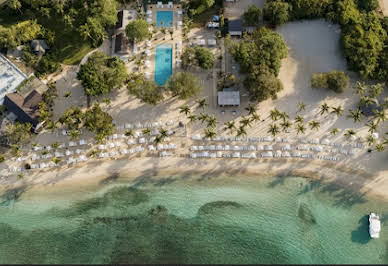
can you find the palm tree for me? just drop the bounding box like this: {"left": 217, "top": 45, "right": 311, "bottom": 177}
{"left": 52, "top": 157, "right": 61, "bottom": 165}
{"left": 69, "top": 129, "right": 80, "bottom": 140}
{"left": 270, "top": 109, "right": 280, "bottom": 121}
{"left": 236, "top": 126, "right": 247, "bottom": 138}
{"left": 366, "top": 134, "right": 376, "bottom": 146}
{"left": 330, "top": 128, "right": 339, "bottom": 136}
{"left": 373, "top": 110, "right": 387, "bottom": 124}
{"left": 344, "top": 129, "right": 356, "bottom": 138}
{"left": 179, "top": 105, "right": 191, "bottom": 116}
{"left": 142, "top": 128, "right": 151, "bottom": 136}
{"left": 295, "top": 123, "right": 306, "bottom": 135}
{"left": 297, "top": 102, "right": 306, "bottom": 113}
{"left": 245, "top": 104, "right": 256, "bottom": 116}
{"left": 294, "top": 115, "right": 304, "bottom": 124}
{"left": 159, "top": 128, "right": 168, "bottom": 139}
{"left": 375, "top": 143, "right": 385, "bottom": 152}
{"left": 46, "top": 120, "right": 58, "bottom": 133}
{"left": 280, "top": 120, "right": 291, "bottom": 132}
{"left": 278, "top": 111, "right": 289, "bottom": 122}
{"left": 187, "top": 115, "right": 197, "bottom": 123}
{"left": 204, "top": 128, "right": 216, "bottom": 140}
{"left": 169, "top": 29, "right": 174, "bottom": 40}
{"left": 331, "top": 106, "right": 344, "bottom": 117}
{"left": 353, "top": 81, "right": 367, "bottom": 96}
{"left": 240, "top": 116, "right": 252, "bottom": 127}
{"left": 196, "top": 98, "right": 207, "bottom": 110}
{"left": 50, "top": 142, "right": 60, "bottom": 150}
{"left": 369, "top": 84, "right": 384, "bottom": 99}
{"left": 268, "top": 124, "right": 280, "bottom": 137}
{"left": 367, "top": 121, "right": 378, "bottom": 133}
{"left": 347, "top": 108, "right": 363, "bottom": 123}
{"left": 360, "top": 96, "right": 374, "bottom": 107}
{"left": 223, "top": 121, "right": 236, "bottom": 133}
{"left": 153, "top": 135, "right": 162, "bottom": 145}
{"left": 319, "top": 102, "right": 330, "bottom": 116}
{"left": 206, "top": 115, "right": 218, "bottom": 128}
{"left": 309, "top": 120, "right": 320, "bottom": 131}
{"left": 250, "top": 113, "right": 261, "bottom": 123}
{"left": 125, "top": 129, "right": 134, "bottom": 137}
{"left": 161, "top": 27, "right": 167, "bottom": 40}
{"left": 198, "top": 112, "right": 209, "bottom": 124}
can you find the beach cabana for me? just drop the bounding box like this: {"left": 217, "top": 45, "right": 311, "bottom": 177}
{"left": 157, "top": 1, "right": 163, "bottom": 8}
{"left": 75, "top": 149, "right": 83, "bottom": 154}
{"left": 109, "top": 151, "right": 117, "bottom": 157}
{"left": 148, "top": 145, "right": 156, "bottom": 151}
{"left": 282, "top": 137, "right": 290, "bottom": 143}
{"left": 98, "top": 144, "right": 105, "bottom": 150}
{"left": 291, "top": 151, "right": 301, "bottom": 157}
{"left": 135, "top": 146, "right": 144, "bottom": 152}
{"left": 40, "top": 162, "right": 48, "bottom": 168}
{"left": 107, "top": 142, "right": 115, "bottom": 149}
{"left": 112, "top": 134, "right": 118, "bottom": 139}
{"left": 167, "top": 1, "right": 173, "bottom": 8}
{"left": 264, "top": 145, "right": 273, "bottom": 151}
{"left": 282, "top": 144, "right": 291, "bottom": 151}
{"left": 31, "top": 164, "right": 38, "bottom": 169}
{"left": 282, "top": 151, "right": 291, "bottom": 157}
{"left": 263, "top": 136, "right": 273, "bottom": 142}
{"left": 68, "top": 141, "right": 77, "bottom": 147}
{"left": 261, "top": 151, "right": 273, "bottom": 158}
{"left": 372, "top": 133, "right": 379, "bottom": 139}
{"left": 33, "top": 146, "right": 43, "bottom": 151}
{"left": 208, "top": 39, "right": 216, "bottom": 46}
{"left": 31, "top": 154, "right": 40, "bottom": 161}
{"left": 67, "top": 157, "right": 76, "bottom": 164}
{"left": 257, "top": 145, "right": 264, "bottom": 151}
{"left": 275, "top": 137, "right": 282, "bottom": 143}
{"left": 146, "top": 10, "right": 152, "bottom": 16}
{"left": 216, "top": 151, "right": 223, "bottom": 158}
{"left": 321, "top": 139, "right": 330, "bottom": 145}
{"left": 190, "top": 153, "right": 197, "bottom": 158}
{"left": 114, "top": 141, "right": 122, "bottom": 147}
{"left": 125, "top": 123, "right": 133, "bottom": 129}
{"left": 120, "top": 148, "right": 128, "bottom": 155}
{"left": 232, "top": 152, "right": 240, "bottom": 158}
{"left": 78, "top": 155, "right": 87, "bottom": 162}
{"left": 138, "top": 137, "right": 146, "bottom": 144}
{"left": 197, "top": 39, "right": 206, "bottom": 46}
{"left": 79, "top": 139, "right": 87, "bottom": 146}
{"left": 55, "top": 151, "right": 64, "bottom": 158}
{"left": 274, "top": 150, "right": 282, "bottom": 157}
{"left": 127, "top": 139, "right": 135, "bottom": 145}
{"left": 65, "top": 150, "right": 74, "bottom": 156}
{"left": 297, "top": 145, "right": 308, "bottom": 151}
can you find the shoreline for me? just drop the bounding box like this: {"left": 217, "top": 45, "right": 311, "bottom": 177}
{"left": 3, "top": 157, "right": 387, "bottom": 202}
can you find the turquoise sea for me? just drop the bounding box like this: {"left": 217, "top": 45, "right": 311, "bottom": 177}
{"left": 0, "top": 174, "right": 386, "bottom": 264}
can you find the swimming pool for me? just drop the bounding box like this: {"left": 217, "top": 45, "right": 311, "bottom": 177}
{"left": 154, "top": 44, "right": 173, "bottom": 86}
{"left": 156, "top": 11, "right": 173, "bottom": 27}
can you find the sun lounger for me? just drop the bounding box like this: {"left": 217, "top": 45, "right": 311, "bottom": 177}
{"left": 157, "top": 1, "right": 163, "bottom": 8}
{"left": 261, "top": 151, "right": 273, "bottom": 158}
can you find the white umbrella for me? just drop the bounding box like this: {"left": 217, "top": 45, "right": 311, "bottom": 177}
{"left": 372, "top": 133, "right": 379, "bottom": 139}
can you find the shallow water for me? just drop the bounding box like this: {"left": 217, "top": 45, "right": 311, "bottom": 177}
{"left": 0, "top": 175, "right": 386, "bottom": 264}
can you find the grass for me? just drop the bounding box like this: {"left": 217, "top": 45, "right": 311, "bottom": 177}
{"left": 0, "top": 7, "right": 93, "bottom": 65}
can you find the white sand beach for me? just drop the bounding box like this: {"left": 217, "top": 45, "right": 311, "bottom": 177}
{"left": 1, "top": 20, "right": 387, "bottom": 200}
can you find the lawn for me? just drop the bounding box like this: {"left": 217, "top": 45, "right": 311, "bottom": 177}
{"left": 0, "top": 7, "right": 93, "bottom": 65}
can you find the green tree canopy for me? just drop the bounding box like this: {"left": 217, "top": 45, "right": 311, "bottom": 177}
{"left": 83, "top": 103, "right": 115, "bottom": 142}
{"left": 77, "top": 52, "right": 128, "bottom": 96}
{"left": 194, "top": 46, "right": 215, "bottom": 69}
{"left": 5, "top": 122, "right": 32, "bottom": 146}
{"left": 127, "top": 73, "right": 165, "bottom": 105}
{"left": 243, "top": 5, "right": 262, "bottom": 26}
{"left": 167, "top": 72, "right": 203, "bottom": 99}
{"left": 125, "top": 19, "right": 150, "bottom": 43}
{"left": 0, "top": 20, "right": 42, "bottom": 49}
{"left": 311, "top": 70, "right": 350, "bottom": 93}
{"left": 263, "top": 1, "right": 290, "bottom": 26}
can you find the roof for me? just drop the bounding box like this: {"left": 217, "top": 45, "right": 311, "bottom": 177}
{"left": 31, "top": 40, "right": 49, "bottom": 53}
{"left": 0, "top": 53, "right": 27, "bottom": 103}
{"left": 3, "top": 90, "right": 42, "bottom": 127}
{"left": 115, "top": 33, "right": 129, "bottom": 53}
{"left": 218, "top": 91, "right": 240, "bottom": 106}
{"left": 228, "top": 19, "right": 243, "bottom": 32}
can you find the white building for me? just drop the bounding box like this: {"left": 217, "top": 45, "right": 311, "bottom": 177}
{"left": 0, "top": 54, "right": 27, "bottom": 104}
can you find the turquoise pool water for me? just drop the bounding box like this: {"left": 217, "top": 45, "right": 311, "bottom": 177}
{"left": 154, "top": 44, "right": 172, "bottom": 86}
{"left": 156, "top": 11, "right": 173, "bottom": 27}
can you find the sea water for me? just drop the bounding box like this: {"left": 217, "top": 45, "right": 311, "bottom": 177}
{"left": 0, "top": 175, "right": 386, "bottom": 264}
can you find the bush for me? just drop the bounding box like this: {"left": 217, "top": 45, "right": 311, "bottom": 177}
{"left": 127, "top": 73, "right": 164, "bottom": 105}
{"left": 36, "top": 55, "right": 61, "bottom": 76}
{"left": 194, "top": 47, "right": 215, "bottom": 69}
{"left": 77, "top": 52, "right": 128, "bottom": 96}
{"left": 243, "top": 5, "right": 262, "bottom": 26}
{"left": 125, "top": 19, "right": 150, "bottom": 43}
{"left": 311, "top": 70, "right": 349, "bottom": 93}
{"left": 167, "top": 72, "right": 203, "bottom": 99}
{"left": 0, "top": 154, "right": 5, "bottom": 163}
{"left": 263, "top": 1, "right": 290, "bottom": 26}
{"left": 83, "top": 103, "right": 115, "bottom": 142}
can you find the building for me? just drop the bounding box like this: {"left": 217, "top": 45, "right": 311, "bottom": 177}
{"left": 0, "top": 53, "right": 27, "bottom": 104}
{"left": 228, "top": 19, "right": 243, "bottom": 37}
{"left": 114, "top": 33, "right": 129, "bottom": 54}
{"left": 218, "top": 90, "right": 240, "bottom": 107}
{"left": 3, "top": 89, "right": 43, "bottom": 131}
{"left": 31, "top": 40, "right": 49, "bottom": 55}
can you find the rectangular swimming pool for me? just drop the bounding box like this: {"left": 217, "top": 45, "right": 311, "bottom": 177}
{"left": 154, "top": 44, "right": 173, "bottom": 86}
{"left": 156, "top": 11, "right": 173, "bottom": 27}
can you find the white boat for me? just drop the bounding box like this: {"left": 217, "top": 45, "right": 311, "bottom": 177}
{"left": 369, "top": 213, "right": 381, "bottom": 239}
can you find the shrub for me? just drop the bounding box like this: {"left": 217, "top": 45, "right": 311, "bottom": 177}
{"left": 167, "top": 72, "right": 203, "bottom": 99}
{"left": 311, "top": 70, "right": 349, "bottom": 93}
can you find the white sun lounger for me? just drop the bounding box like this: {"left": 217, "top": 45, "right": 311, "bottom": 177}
{"left": 65, "top": 150, "right": 73, "bottom": 156}
{"left": 261, "top": 151, "right": 273, "bottom": 158}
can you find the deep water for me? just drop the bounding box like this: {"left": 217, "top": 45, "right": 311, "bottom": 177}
{"left": 0, "top": 175, "right": 387, "bottom": 264}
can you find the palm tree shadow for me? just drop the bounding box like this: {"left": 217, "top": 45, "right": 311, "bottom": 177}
{"left": 350, "top": 215, "right": 370, "bottom": 244}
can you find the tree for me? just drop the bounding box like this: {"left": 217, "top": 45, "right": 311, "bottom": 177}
{"left": 319, "top": 102, "right": 330, "bottom": 116}
{"left": 357, "top": 0, "right": 379, "bottom": 12}
{"left": 181, "top": 47, "right": 196, "bottom": 70}
{"left": 59, "top": 106, "right": 84, "bottom": 130}
{"left": 353, "top": 81, "right": 367, "bottom": 96}
{"left": 5, "top": 122, "right": 32, "bottom": 146}
{"left": 309, "top": 120, "right": 320, "bottom": 131}
{"left": 69, "top": 129, "right": 80, "bottom": 140}
{"left": 198, "top": 113, "right": 209, "bottom": 124}
{"left": 179, "top": 105, "right": 191, "bottom": 116}
{"left": 250, "top": 113, "right": 261, "bottom": 123}
{"left": 125, "top": 129, "right": 134, "bottom": 137}
{"left": 127, "top": 73, "right": 164, "bottom": 105}
{"left": 167, "top": 72, "right": 203, "bottom": 99}
{"left": 206, "top": 116, "right": 217, "bottom": 128}
{"left": 344, "top": 129, "right": 356, "bottom": 138}
{"left": 7, "top": 0, "right": 21, "bottom": 11}
{"left": 347, "top": 108, "right": 363, "bottom": 123}
{"left": 373, "top": 110, "right": 387, "bottom": 124}
{"left": 297, "top": 102, "right": 306, "bottom": 113}
{"left": 159, "top": 128, "right": 169, "bottom": 140}
{"left": 0, "top": 154, "right": 5, "bottom": 163}
{"left": 311, "top": 71, "right": 349, "bottom": 93}
{"left": 270, "top": 109, "right": 280, "bottom": 121}
{"left": 83, "top": 103, "right": 115, "bottom": 142}
{"left": 331, "top": 106, "right": 344, "bottom": 116}
{"left": 263, "top": 1, "right": 290, "bottom": 26}
{"left": 294, "top": 115, "right": 304, "bottom": 124}
{"left": 224, "top": 121, "right": 236, "bottom": 134}
{"left": 330, "top": 128, "right": 340, "bottom": 135}
{"left": 367, "top": 121, "right": 378, "bottom": 133}
{"left": 268, "top": 124, "right": 280, "bottom": 137}
{"left": 125, "top": 19, "right": 150, "bottom": 43}
{"left": 366, "top": 134, "right": 376, "bottom": 146}
{"left": 243, "top": 5, "right": 262, "bottom": 26}
{"left": 52, "top": 157, "right": 61, "bottom": 165}
{"left": 204, "top": 128, "right": 216, "bottom": 140}
{"left": 236, "top": 126, "right": 247, "bottom": 138}
{"left": 196, "top": 98, "right": 208, "bottom": 110}
{"left": 0, "top": 20, "right": 42, "bottom": 49}
{"left": 369, "top": 84, "right": 384, "bottom": 99}
{"left": 245, "top": 104, "right": 257, "bottom": 116}
{"left": 188, "top": 115, "right": 197, "bottom": 123}
{"left": 278, "top": 111, "right": 289, "bottom": 122}
{"left": 240, "top": 117, "right": 252, "bottom": 127}
{"left": 77, "top": 52, "right": 127, "bottom": 96}
{"left": 375, "top": 143, "right": 385, "bottom": 152}
{"left": 296, "top": 123, "right": 306, "bottom": 135}
{"left": 194, "top": 47, "right": 215, "bottom": 69}
{"left": 280, "top": 120, "right": 291, "bottom": 132}
{"left": 142, "top": 128, "right": 151, "bottom": 136}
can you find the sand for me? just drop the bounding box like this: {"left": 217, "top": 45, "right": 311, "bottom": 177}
{"left": 1, "top": 20, "right": 388, "bottom": 200}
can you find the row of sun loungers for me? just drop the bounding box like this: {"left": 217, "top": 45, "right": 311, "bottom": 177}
{"left": 189, "top": 151, "right": 341, "bottom": 161}
{"left": 32, "top": 140, "right": 88, "bottom": 151}
{"left": 114, "top": 120, "right": 174, "bottom": 130}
